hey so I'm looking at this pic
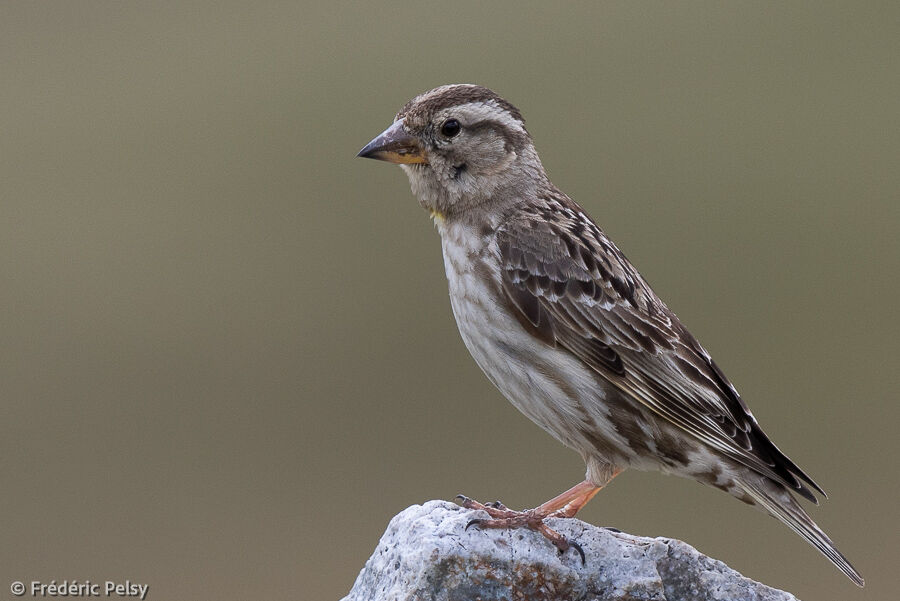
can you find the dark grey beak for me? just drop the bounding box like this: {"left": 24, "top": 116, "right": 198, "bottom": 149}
{"left": 357, "top": 120, "right": 427, "bottom": 164}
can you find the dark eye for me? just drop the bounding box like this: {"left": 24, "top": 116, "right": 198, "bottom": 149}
{"left": 440, "top": 119, "right": 461, "bottom": 138}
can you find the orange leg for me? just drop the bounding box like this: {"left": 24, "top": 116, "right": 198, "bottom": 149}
{"left": 457, "top": 471, "right": 622, "bottom": 563}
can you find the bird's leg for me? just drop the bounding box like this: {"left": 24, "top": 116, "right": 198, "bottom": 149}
{"left": 548, "top": 469, "right": 621, "bottom": 518}
{"left": 456, "top": 475, "right": 621, "bottom": 562}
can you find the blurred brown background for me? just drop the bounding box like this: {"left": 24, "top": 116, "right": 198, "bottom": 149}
{"left": 1, "top": 2, "right": 897, "bottom": 600}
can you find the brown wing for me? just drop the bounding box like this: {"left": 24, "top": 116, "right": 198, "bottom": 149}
{"left": 497, "top": 193, "right": 824, "bottom": 503}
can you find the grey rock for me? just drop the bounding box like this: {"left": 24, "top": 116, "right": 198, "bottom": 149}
{"left": 341, "top": 500, "right": 798, "bottom": 601}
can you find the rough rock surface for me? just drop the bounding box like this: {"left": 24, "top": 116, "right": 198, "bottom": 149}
{"left": 341, "top": 500, "right": 798, "bottom": 601}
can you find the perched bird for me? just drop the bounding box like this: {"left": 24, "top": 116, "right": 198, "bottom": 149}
{"left": 357, "top": 84, "right": 863, "bottom": 586}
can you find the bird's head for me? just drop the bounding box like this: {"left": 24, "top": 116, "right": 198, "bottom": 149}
{"left": 358, "top": 84, "right": 545, "bottom": 219}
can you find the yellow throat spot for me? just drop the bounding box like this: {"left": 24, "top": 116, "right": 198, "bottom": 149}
{"left": 430, "top": 210, "right": 445, "bottom": 223}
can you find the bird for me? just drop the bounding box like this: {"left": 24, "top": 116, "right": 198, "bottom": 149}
{"left": 356, "top": 84, "right": 863, "bottom": 587}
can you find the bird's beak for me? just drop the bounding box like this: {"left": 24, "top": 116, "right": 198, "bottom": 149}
{"left": 357, "top": 120, "right": 427, "bottom": 164}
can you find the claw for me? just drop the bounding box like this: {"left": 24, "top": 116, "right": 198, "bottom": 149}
{"left": 569, "top": 539, "right": 586, "bottom": 565}
{"left": 603, "top": 526, "right": 621, "bottom": 533}
{"left": 451, "top": 480, "right": 606, "bottom": 567}
{"left": 553, "top": 536, "right": 586, "bottom": 565}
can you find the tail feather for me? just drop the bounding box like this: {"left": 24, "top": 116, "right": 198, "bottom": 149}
{"left": 737, "top": 477, "right": 864, "bottom": 587}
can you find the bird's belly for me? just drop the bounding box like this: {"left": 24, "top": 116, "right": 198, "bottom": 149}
{"left": 440, "top": 236, "right": 640, "bottom": 468}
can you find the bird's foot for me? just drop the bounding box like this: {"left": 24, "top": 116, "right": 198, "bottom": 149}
{"left": 455, "top": 494, "right": 585, "bottom": 563}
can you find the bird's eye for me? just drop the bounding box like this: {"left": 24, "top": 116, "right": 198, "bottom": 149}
{"left": 440, "top": 119, "right": 461, "bottom": 138}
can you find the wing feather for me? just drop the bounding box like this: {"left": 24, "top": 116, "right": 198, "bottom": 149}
{"left": 497, "top": 194, "right": 824, "bottom": 502}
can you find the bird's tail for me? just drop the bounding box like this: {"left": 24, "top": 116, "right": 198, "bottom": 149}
{"left": 736, "top": 476, "right": 864, "bottom": 587}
